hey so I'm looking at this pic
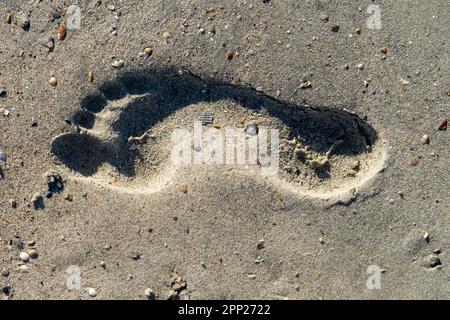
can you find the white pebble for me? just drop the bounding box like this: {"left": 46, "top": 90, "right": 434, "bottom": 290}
{"left": 48, "top": 77, "right": 58, "bottom": 86}
{"left": 111, "top": 60, "right": 124, "bottom": 68}
{"left": 1, "top": 108, "right": 10, "bottom": 116}
{"left": 357, "top": 63, "right": 365, "bottom": 70}
{"left": 87, "top": 288, "right": 97, "bottom": 297}
{"left": 19, "top": 252, "right": 30, "bottom": 262}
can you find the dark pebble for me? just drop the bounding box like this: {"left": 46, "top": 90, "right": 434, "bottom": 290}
{"left": 331, "top": 25, "right": 340, "bottom": 32}
{"left": 1, "top": 286, "right": 10, "bottom": 295}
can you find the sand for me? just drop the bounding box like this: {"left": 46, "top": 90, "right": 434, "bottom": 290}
{"left": 0, "top": 0, "right": 449, "bottom": 299}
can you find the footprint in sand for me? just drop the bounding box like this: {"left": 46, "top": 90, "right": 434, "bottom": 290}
{"left": 51, "top": 67, "right": 388, "bottom": 200}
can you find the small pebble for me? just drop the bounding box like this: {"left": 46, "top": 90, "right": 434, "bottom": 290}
{"left": 225, "top": 50, "right": 234, "bottom": 60}
{"left": 380, "top": 47, "right": 388, "bottom": 54}
{"left": 1, "top": 285, "right": 10, "bottom": 296}
{"left": 28, "top": 250, "right": 38, "bottom": 259}
{"left": 17, "top": 240, "right": 25, "bottom": 250}
{"left": 256, "top": 239, "right": 265, "bottom": 250}
{"left": 87, "top": 288, "right": 97, "bottom": 297}
{"left": 107, "top": 4, "right": 116, "bottom": 11}
{"left": 0, "top": 108, "right": 9, "bottom": 117}
{"left": 58, "top": 24, "right": 66, "bottom": 41}
{"left": 299, "top": 81, "right": 312, "bottom": 89}
{"left": 162, "top": 31, "right": 171, "bottom": 40}
{"left": 330, "top": 24, "right": 340, "bottom": 32}
{"left": 19, "top": 252, "right": 30, "bottom": 262}
{"left": 48, "top": 77, "right": 58, "bottom": 86}
{"left": 0, "top": 85, "right": 6, "bottom": 97}
{"left": 100, "top": 261, "right": 106, "bottom": 269}
{"left": 399, "top": 78, "right": 410, "bottom": 85}
{"left": 355, "top": 28, "right": 361, "bottom": 34}
{"left": 64, "top": 193, "right": 73, "bottom": 201}
{"left": 438, "top": 119, "right": 447, "bottom": 131}
{"left": 87, "top": 71, "right": 94, "bottom": 83}
{"left": 45, "top": 38, "right": 54, "bottom": 51}
{"left": 1, "top": 270, "right": 9, "bottom": 278}
{"left": 111, "top": 60, "right": 124, "bottom": 68}
{"left": 320, "top": 14, "right": 329, "bottom": 22}
{"left": 357, "top": 63, "right": 365, "bottom": 70}
{"left": 421, "top": 134, "right": 430, "bottom": 144}
{"left": 144, "top": 47, "right": 153, "bottom": 56}
{"left": 423, "top": 232, "right": 430, "bottom": 243}
{"left": 421, "top": 254, "right": 442, "bottom": 269}
{"left": 131, "top": 254, "right": 141, "bottom": 260}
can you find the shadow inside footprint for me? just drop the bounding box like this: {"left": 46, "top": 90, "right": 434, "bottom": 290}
{"left": 52, "top": 66, "right": 379, "bottom": 179}
{"left": 52, "top": 133, "right": 108, "bottom": 176}
{"left": 80, "top": 94, "right": 108, "bottom": 113}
